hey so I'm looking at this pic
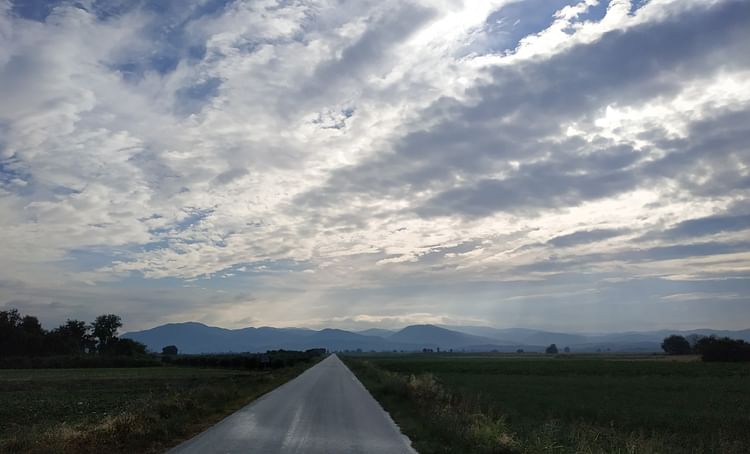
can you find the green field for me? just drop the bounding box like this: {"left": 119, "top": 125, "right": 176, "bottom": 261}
{"left": 345, "top": 354, "right": 750, "bottom": 454}
{"left": 0, "top": 365, "right": 311, "bottom": 453}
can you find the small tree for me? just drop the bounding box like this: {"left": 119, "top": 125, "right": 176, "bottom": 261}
{"left": 546, "top": 343, "right": 558, "bottom": 354}
{"left": 162, "top": 345, "right": 178, "bottom": 355}
{"left": 563, "top": 346, "right": 570, "bottom": 353}
{"left": 661, "top": 335, "right": 691, "bottom": 355}
{"left": 92, "top": 314, "right": 122, "bottom": 354}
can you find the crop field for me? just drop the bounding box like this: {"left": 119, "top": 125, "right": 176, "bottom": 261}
{"left": 345, "top": 354, "right": 750, "bottom": 454}
{"left": 0, "top": 365, "right": 310, "bottom": 453}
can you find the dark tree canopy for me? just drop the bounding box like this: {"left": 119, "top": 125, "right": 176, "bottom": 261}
{"left": 546, "top": 343, "right": 558, "bottom": 354}
{"left": 162, "top": 345, "right": 178, "bottom": 355}
{"left": 0, "top": 309, "right": 147, "bottom": 359}
{"left": 695, "top": 336, "right": 750, "bottom": 362}
{"left": 113, "top": 338, "right": 148, "bottom": 356}
{"left": 92, "top": 314, "right": 122, "bottom": 353}
{"left": 661, "top": 335, "right": 692, "bottom": 355}
{"left": 0, "top": 310, "right": 47, "bottom": 356}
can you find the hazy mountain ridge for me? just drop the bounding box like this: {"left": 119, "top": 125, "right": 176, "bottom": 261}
{"left": 123, "top": 323, "right": 750, "bottom": 354}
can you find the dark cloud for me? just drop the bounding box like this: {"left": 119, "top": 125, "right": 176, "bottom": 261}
{"left": 212, "top": 167, "right": 248, "bottom": 186}
{"left": 417, "top": 148, "right": 640, "bottom": 217}
{"left": 658, "top": 213, "right": 750, "bottom": 239}
{"left": 510, "top": 240, "right": 750, "bottom": 278}
{"left": 297, "top": 1, "right": 750, "bottom": 221}
{"left": 615, "top": 241, "right": 750, "bottom": 263}
{"left": 290, "top": 3, "right": 436, "bottom": 109}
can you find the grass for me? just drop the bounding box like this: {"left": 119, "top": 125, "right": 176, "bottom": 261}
{"left": 346, "top": 358, "right": 519, "bottom": 453}
{"left": 344, "top": 354, "right": 750, "bottom": 454}
{"left": 0, "top": 363, "right": 315, "bottom": 453}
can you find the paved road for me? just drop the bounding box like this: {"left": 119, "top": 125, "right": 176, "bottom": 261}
{"left": 168, "top": 354, "right": 415, "bottom": 453}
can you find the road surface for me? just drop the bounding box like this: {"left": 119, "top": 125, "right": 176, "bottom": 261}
{"left": 168, "top": 354, "right": 415, "bottom": 453}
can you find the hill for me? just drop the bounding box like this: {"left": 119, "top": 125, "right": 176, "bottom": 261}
{"left": 388, "top": 325, "right": 507, "bottom": 350}
{"left": 124, "top": 322, "right": 750, "bottom": 354}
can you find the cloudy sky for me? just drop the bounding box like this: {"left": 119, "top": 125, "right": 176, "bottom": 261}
{"left": 1, "top": 0, "right": 749, "bottom": 332}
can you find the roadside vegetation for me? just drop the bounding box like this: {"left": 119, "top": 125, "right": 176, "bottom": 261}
{"left": 346, "top": 358, "right": 518, "bottom": 454}
{"left": 345, "top": 353, "right": 750, "bottom": 454}
{"left": 0, "top": 308, "right": 326, "bottom": 453}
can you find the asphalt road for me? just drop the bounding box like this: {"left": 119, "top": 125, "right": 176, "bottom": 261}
{"left": 168, "top": 354, "right": 415, "bottom": 453}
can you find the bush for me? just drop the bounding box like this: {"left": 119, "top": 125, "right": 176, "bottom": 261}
{"left": 695, "top": 336, "right": 750, "bottom": 362}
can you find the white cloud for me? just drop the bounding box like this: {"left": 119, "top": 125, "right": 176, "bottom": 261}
{"left": 1, "top": 0, "right": 748, "bottom": 331}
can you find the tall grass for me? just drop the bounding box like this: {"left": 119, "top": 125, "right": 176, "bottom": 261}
{"left": 346, "top": 359, "right": 518, "bottom": 454}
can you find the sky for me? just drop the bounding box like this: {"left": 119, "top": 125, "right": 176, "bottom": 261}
{"left": 1, "top": 0, "right": 749, "bottom": 333}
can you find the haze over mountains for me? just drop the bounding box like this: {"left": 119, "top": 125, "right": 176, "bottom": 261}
{"left": 124, "top": 323, "right": 750, "bottom": 354}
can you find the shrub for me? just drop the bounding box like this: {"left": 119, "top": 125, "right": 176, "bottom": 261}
{"left": 695, "top": 336, "right": 750, "bottom": 362}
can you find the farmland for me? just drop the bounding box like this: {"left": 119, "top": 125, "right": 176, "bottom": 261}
{"left": 0, "top": 364, "right": 312, "bottom": 453}
{"left": 345, "top": 354, "right": 750, "bottom": 454}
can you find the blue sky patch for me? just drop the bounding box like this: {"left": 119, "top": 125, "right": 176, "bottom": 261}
{"left": 483, "top": 0, "right": 573, "bottom": 54}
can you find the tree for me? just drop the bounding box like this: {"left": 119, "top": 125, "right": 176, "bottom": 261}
{"left": 162, "top": 345, "right": 178, "bottom": 355}
{"left": 563, "top": 346, "right": 570, "bottom": 353}
{"left": 113, "top": 338, "right": 147, "bottom": 356}
{"left": 661, "top": 335, "right": 691, "bottom": 355}
{"left": 0, "top": 310, "right": 47, "bottom": 356}
{"left": 92, "top": 314, "right": 122, "bottom": 354}
{"left": 0, "top": 309, "right": 23, "bottom": 356}
{"left": 46, "top": 320, "right": 93, "bottom": 355}
{"left": 20, "top": 315, "right": 46, "bottom": 356}
{"left": 546, "top": 343, "right": 558, "bottom": 354}
{"left": 64, "top": 319, "right": 94, "bottom": 354}
{"left": 695, "top": 336, "right": 750, "bottom": 362}
{"left": 685, "top": 334, "right": 705, "bottom": 351}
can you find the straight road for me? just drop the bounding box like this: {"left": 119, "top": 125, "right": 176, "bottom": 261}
{"left": 168, "top": 354, "right": 415, "bottom": 453}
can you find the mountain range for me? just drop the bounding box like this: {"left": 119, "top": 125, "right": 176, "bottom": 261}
{"left": 123, "top": 323, "right": 750, "bottom": 354}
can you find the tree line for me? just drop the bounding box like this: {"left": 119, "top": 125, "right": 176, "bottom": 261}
{"left": 1, "top": 308, "right": 328, "bottom": 370}
{"left": 0, "top": 308, "right": 146, "bottom": 358}
{"left": 662, "top": 334, "right": 750, "bottom": 362}
{"left": 165, "top": 349, "right": 327, "bottom": 370}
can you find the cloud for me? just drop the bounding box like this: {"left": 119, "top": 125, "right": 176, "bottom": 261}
{"left": 655, "top": 213, "right": 750, "bottom": 239}
{"left": 547, "top": 229, "right": 628, "bottom": 248}
{"left": 306, "top": 0, "right": 750, "bottom": 219}
{"left": 0, "top": 0, "right": 748, "bottom": 331}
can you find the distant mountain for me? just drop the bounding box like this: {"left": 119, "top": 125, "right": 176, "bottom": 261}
{"left": 442, "top": 325, "right": 588, "bottom": 347}
{"left": 356, "top": 328, "right": 395, "bottom": 338}
{"left": 389, "top": 325, "right": 505, "bottom": 349}
{"left": 124, "top": 322, "right": 413, "bottom": 353}
{"left": 123, "top": 322, "right": 750, "bottom": 354}
{"left": 443, "top": 325, "right": 750, "bottom": 352}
